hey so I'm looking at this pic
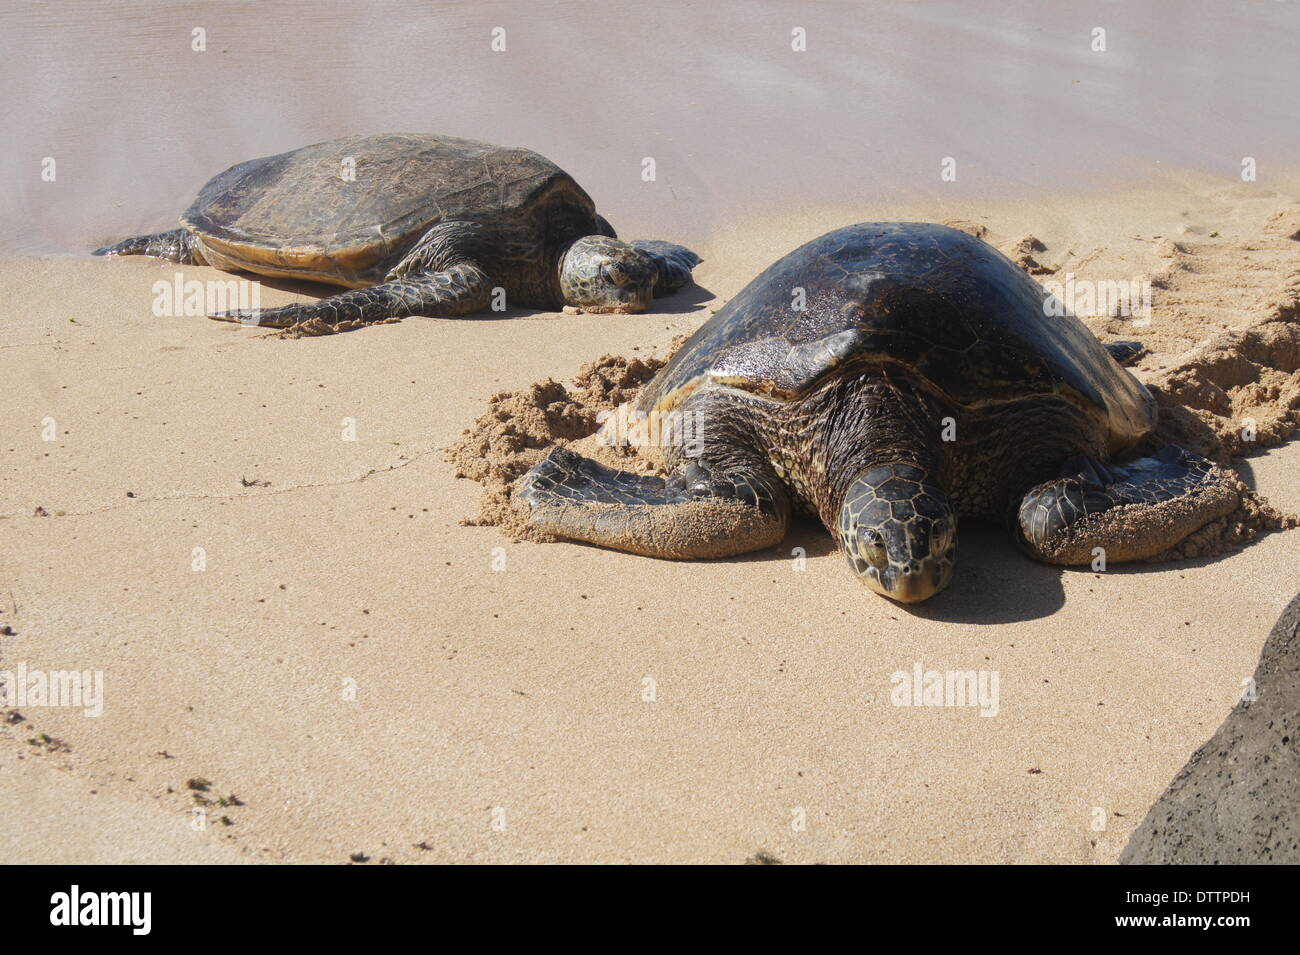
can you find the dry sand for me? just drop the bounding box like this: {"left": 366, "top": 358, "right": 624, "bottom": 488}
{"left": 2, "top": 168, "right": 1298, "bottom": 864}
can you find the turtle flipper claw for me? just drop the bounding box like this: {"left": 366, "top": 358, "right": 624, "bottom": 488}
{"left": 208, "top": 307, "right": 296, "bottom": 328}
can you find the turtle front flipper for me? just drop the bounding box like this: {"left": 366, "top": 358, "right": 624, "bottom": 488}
{"left": 518, "top": 447, "right": 790, "bottom": 559}
{"left": 630, "top": 240, "right": 701, "bottom": 295}
{"left": 1016, "top": 446, "right": 1240, "bottom": 565}
{"left": 208, "top": 264, "right": 492, "bottom": 336}
{"left": 93, "top": 229, "right": 207, "bottom": 265}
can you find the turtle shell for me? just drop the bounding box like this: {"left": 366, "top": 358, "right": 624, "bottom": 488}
{"left": 639, "top": 222, "right": 1155, "bottom": 449}
{"left": 180, "top": 134, "right": 596, "bottom": 287}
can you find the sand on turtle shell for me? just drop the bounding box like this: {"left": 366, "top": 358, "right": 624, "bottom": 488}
{"left": 448, "top": 234, "right": 1299, "bottom": 564}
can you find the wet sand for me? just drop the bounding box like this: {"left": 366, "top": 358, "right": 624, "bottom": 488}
{"left": 5, "top": 1, "right": 1300, "bottom": 256}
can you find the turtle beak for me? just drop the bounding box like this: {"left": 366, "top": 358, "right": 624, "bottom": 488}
{"left": 883, "top": 570, "right": 943, "bottom": 604}
{"left": 856, "top": 556, "right": 952, "bottom": 603}
{"left": 563, "top": 300, "right": 649, "bottom": 316}
{"left": 622, "top": 287, "right": 653, "bottom": 312}
{"left": 601, "top": 268, "right": 654, "bottom": 313}
{"left": 595, "top": 286, "right": 652, "bottom": 314}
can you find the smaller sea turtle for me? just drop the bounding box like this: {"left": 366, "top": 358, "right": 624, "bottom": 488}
{"left": 94, "top": 134, "right": 699, "bottom": 335}
{"left": 516, "top": 222, "right": 1240, "bottom": 603}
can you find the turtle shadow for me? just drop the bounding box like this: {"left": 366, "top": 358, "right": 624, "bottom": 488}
{"left": 649, "top": 282, "right": 718, "bottom": 315}
{"left": 1233, "top": 457, "right": 1259, "bottom": 489}
{"left": 1077, "top": 531, "right": 1286, "bottom": 578}
{"left": 541, "top": 514, "right": 1253, "bottom": 625}
{"left": 910, "top": 513, "right": 1288, "bottom": 624}
{"left": 246, "top": 274, "right": 332, "bottom": 299}
{"left": 1231, "top": 425, "right": 1299, "bottom": 491}
{"left": 900, "top": 523, "right": 1067, "bottom": 624}
{"left": 721, "top": 518, "right": 1070, "bottom": 623}
{"left": 724, "top": 519, "right": 1070, "bottom": 625}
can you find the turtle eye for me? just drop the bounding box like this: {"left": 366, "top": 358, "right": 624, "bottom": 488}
{"left": 604, "top": 262, "right": 630, "bottom": 287}
{"left": 860, "top": 528, "right": 889, "bottom": 568}
{"left": 930, "top": 520, "right": 952, "bottom": 558}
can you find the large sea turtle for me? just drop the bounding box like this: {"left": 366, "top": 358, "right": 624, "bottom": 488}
{"left": 94, "top": 134, "right": 700, "bottom": 335}
{"left": 517, "top": 222, "right": 1240, "bottom": 603}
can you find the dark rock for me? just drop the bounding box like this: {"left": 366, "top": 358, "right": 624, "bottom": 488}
{"left": 1120, "top": 593, "right": 1300, "bottom": 864}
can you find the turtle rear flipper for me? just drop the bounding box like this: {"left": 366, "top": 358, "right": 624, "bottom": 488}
{"left": 1016, "top": 446, "right": 1240, "bottom": 565}
{"left": 518, "top": 447, "right": 789, "bottom": 559}
{"left": 93, "top": 229, "right": 207, "bottom": 265}
{"left": 208, "top": 263, "right": 492, "bottom": 336}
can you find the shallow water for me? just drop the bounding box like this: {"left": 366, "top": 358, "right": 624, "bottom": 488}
{"left": 1, "top": 0, "right": 1297, "bottom": 254}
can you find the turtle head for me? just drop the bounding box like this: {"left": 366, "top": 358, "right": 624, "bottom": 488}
{"left": 838, "top": 463, "right": 956, "bottom": 603}
{"left": 559, "top": 236, "right": 656, "bottom": 313}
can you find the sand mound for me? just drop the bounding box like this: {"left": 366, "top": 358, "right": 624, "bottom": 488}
{"left": 941, "top": 219, "right": 988, "bottom": 239}
{"left": 1148, "top": 313, "right": 1300, "bottom": 460}
{"left": 999, "top": 235, "right": 1056, "bottom": 275}
{"left": 1140, "top": 308, "right": 1300, "bottom": 558}
{"left": 1264, "top": 206, "right": 1300, "bottom": 241}
{"left": 446, "top": 347, "right": 680, "bottom": 538}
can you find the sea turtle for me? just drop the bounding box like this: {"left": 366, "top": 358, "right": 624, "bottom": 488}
{"left": 517, "top": 222, "right": 1240, "bottom": 603}
{"left": 94, "top": 134, "right": 700, "bottom": 335}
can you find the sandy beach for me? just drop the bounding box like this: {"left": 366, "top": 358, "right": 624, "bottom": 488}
{"left": 2, "top": 164, "right": 1297, "bottom": 863}
{"left": 2, "top": 0, "right": 1298, "bottom": 869}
